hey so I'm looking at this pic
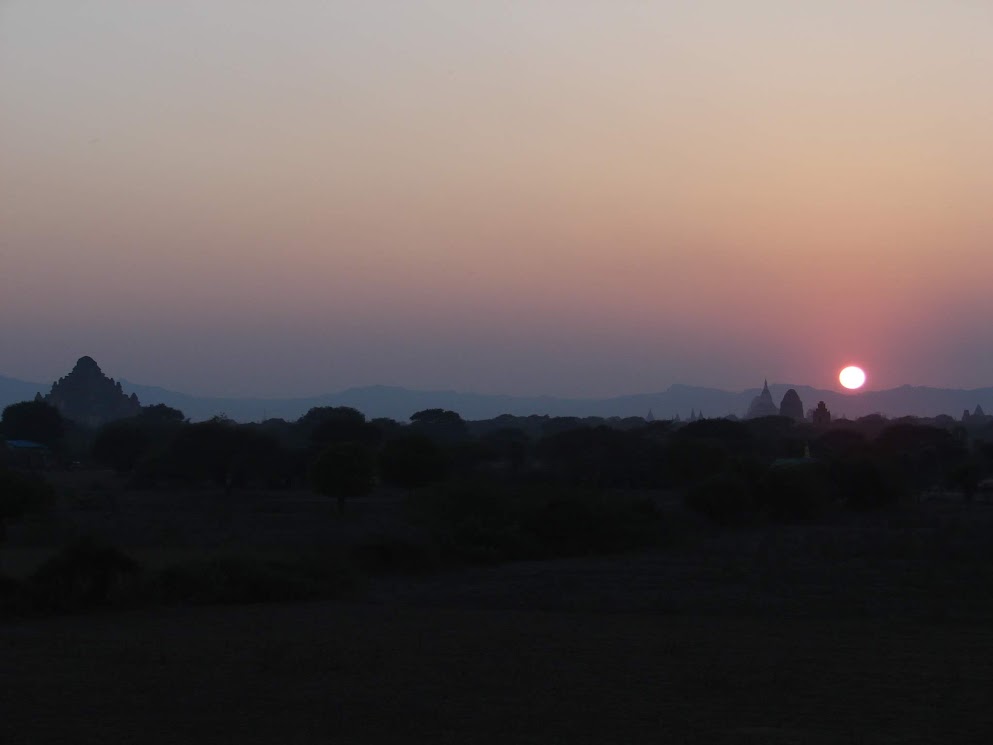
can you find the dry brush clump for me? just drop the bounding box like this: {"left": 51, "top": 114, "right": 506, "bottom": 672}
{"left": 2, "top": 538, "right": 362, "bottom": 616}
{"left": 411, "top": 480, "right": 663, "bottom": 564}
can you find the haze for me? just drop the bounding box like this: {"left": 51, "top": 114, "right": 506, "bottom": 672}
{"left": 3, "top": 1, "right": 992, "bottom": 398}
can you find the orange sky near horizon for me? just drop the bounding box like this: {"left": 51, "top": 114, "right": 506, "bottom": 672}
{"left": 2, "top": 1, "right": 992, "bottom": 397}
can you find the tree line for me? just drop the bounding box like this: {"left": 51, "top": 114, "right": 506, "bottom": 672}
{"left": 4, "top": 398, "right": 993, "bottom": 524}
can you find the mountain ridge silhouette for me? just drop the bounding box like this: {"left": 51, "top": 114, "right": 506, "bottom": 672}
{"left": 4, "top": 372, "right": 993, "bottom": 423}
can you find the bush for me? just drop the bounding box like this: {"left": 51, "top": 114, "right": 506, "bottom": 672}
{"left": 420, "top": 483, "right": 538, "bottom": 563}
{"left": 413, "top": 481, "right": 661, "bottom": 563}
{"left": 155, "top": 553, "right": 358, "bottom": 606}
{"left": 29, "top": 538, "right": 142, "bottom": 611}
{"left": 0, "top": 468, "right": 55, "bottom": 540}
{"left": 684, "top": 472, "right": 755, "bottom": 526}
{"left": 832, "top": 456, "right": 906, "bottom": 510}
{"left": 525, "top": 492, "right": 659, "bottom": 554}
{"left": 350, "top": 535, "right": 441, "bottom": 574}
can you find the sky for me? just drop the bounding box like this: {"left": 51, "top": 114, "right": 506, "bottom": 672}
{"left": 2, "top": 1, "right": 992, "bottom": 398}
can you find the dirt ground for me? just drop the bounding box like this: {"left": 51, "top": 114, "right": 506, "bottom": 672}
{"left": 4, "top": 600, "right": 993, "bottom": 744}
{"left": 5, "top": 484, "right": 993, "bottom": 743}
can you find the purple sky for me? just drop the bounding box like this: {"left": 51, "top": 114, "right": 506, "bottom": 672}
{"left": 2, "top": 2, "right": 992, "bottom": 397}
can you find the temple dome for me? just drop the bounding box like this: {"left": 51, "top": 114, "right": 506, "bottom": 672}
{"left": 779, "top": 388, "right": 804, "bottom": 421}
{"left": 746, "top": 380, "right": 779, "bottom": 419}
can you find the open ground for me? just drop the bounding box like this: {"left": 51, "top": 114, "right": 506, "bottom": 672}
{"left": 4, "top": 477, "right": 993, "bottom": 743}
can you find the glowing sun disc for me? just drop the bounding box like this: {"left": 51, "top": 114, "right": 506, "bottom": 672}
{"left": 839, "top": 366, "right": 866, "bottom": 390}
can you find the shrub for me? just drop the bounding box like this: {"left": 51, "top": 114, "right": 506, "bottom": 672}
{"left": 350, "top": 535, "right": 441, "bottom": 574}
{"left": 155, "top": 553, "right": 358, "bottom": 606}
{"left": 0, "top": 468, "right": 55, "bottom": 540}
{"left": 525, "top": 491, "right": 659, "bottom": 554}
{"left": 29, "top": 538, "right": 142, "bottom": 611}
{"left": 832, "top": 456, "right": 906, "bottom": 510}
{"left": 413, "top": 481, "right": 661, "bottom": 563}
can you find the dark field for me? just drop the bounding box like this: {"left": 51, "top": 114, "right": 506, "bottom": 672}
{"left": 5, "top": 480, "right": 993, "bottom": 743}
{"left": 6, "top": 603, "right": 993, "bottom": 744}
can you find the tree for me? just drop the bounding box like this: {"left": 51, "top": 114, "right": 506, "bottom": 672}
{"left": 310, "top": 441, "right": 376, "bottom": 513}
{"left": 537, "top": 426, "right": 653, "bottom": 488}
{"left": 409, "top": 409, "right": 468, "bottom": 444}
{"left": 166, "top": 417, "right": 280, "bottom": 492}
{"left": 92, "top": 405, "right": 187, "bottom": 475}
{"left": 137, "top": 404, "right": 185, "bottom": 425}
{"left": 876, "top": 423, "right": 966, "bottom": 493}
{"left": 950, "top": 458, "right": 983, "bottom": 502}
{"left": 1, "top": 400, "right": 64, "bottom": 449}
{"left": 297, "top": 407, "right": 378, "bottom": 447}
{"left": 478, "top": 427, "right": 529, "bottom": 472}
{"left": 379, "top": 435, "right": 447, "bottom": 489}
{"left": 665, "top": 419, "right": 752, "bottom": 485}
{"left": 92, "top": 420, "right": 151, "bottom": 472}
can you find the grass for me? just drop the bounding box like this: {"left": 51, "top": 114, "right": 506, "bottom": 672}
{"left": 7, "top": 484, "right": 993, "bottom": 620}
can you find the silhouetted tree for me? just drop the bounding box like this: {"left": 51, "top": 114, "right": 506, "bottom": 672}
{"left": 831, "top": 456, "right": 904, "bottom": 510}
{"left": 93, "top": 405, "right": 187, "bottom": 474}
{"left": 167, "top": 417, "right": 280, "bottom": 492}
{"left": 949, "top": 458, "right": 983, "bottom": 502}
{"left": 137, "top": 404, "right": 185, "bottom": 425}
{"left": 812, "top": 429, "right": 867, "bottom": 460}
{"left": 876, "top": 423, "right": 965, "bottom": 493}
{"left": 379, "top": 435, "right": 447, "bottom": 489}
{"left": 664, "top": 419, "right": 751, "bottom": 484}
{"left": 310, "top": 441, "right": 376, "bottom": 513}
{"left": 478, "top": 427, "right": 529, "bottom": 473}
{"left": 854, "top": 413, "right": 890, "bottom": 439}
{"left": 370, "top": 417, "right": 402, "bottom": 439}
{"left": 92, "top": 420, "right": 151, "bottom": 472}
{"left": 540, "top": 417, "right": 586, "bottom": 437}
{"left": 537, "top": 426, "right": 654, "bottom": 488}
{"left": 409, "top": 409, "right": 468, "bottom": 444}
{"left": 745, "top": 415, "right": 807, "bottom": 460}
{"left": 1, "top": 400, "right": 64, "bottom": 449}
{"left": 302, "top": 407, "right": 379, "bottom": 448}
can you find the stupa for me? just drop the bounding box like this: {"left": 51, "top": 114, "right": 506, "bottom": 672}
{"left": 745, "top": 380, "right": 779, "bottom": 419}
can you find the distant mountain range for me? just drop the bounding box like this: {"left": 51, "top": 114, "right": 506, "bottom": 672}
{"left": 3, "top": 372, "right": 993, "bottom": 423}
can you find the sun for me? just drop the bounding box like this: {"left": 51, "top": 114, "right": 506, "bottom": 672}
{"left": 839, "top": 365, "right": 866, "bottom": 390}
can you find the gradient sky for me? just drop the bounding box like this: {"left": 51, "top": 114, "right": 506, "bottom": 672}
{"left": 2, "top": 1, "right": 992, "bottom": 397}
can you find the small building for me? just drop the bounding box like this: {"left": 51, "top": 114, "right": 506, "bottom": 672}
{"left": 3, "top": 440, "right": 54, "bottom": 470}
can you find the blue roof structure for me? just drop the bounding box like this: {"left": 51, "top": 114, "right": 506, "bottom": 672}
{"left": 4, "top": 440, "right": 49, "bottom": 450}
